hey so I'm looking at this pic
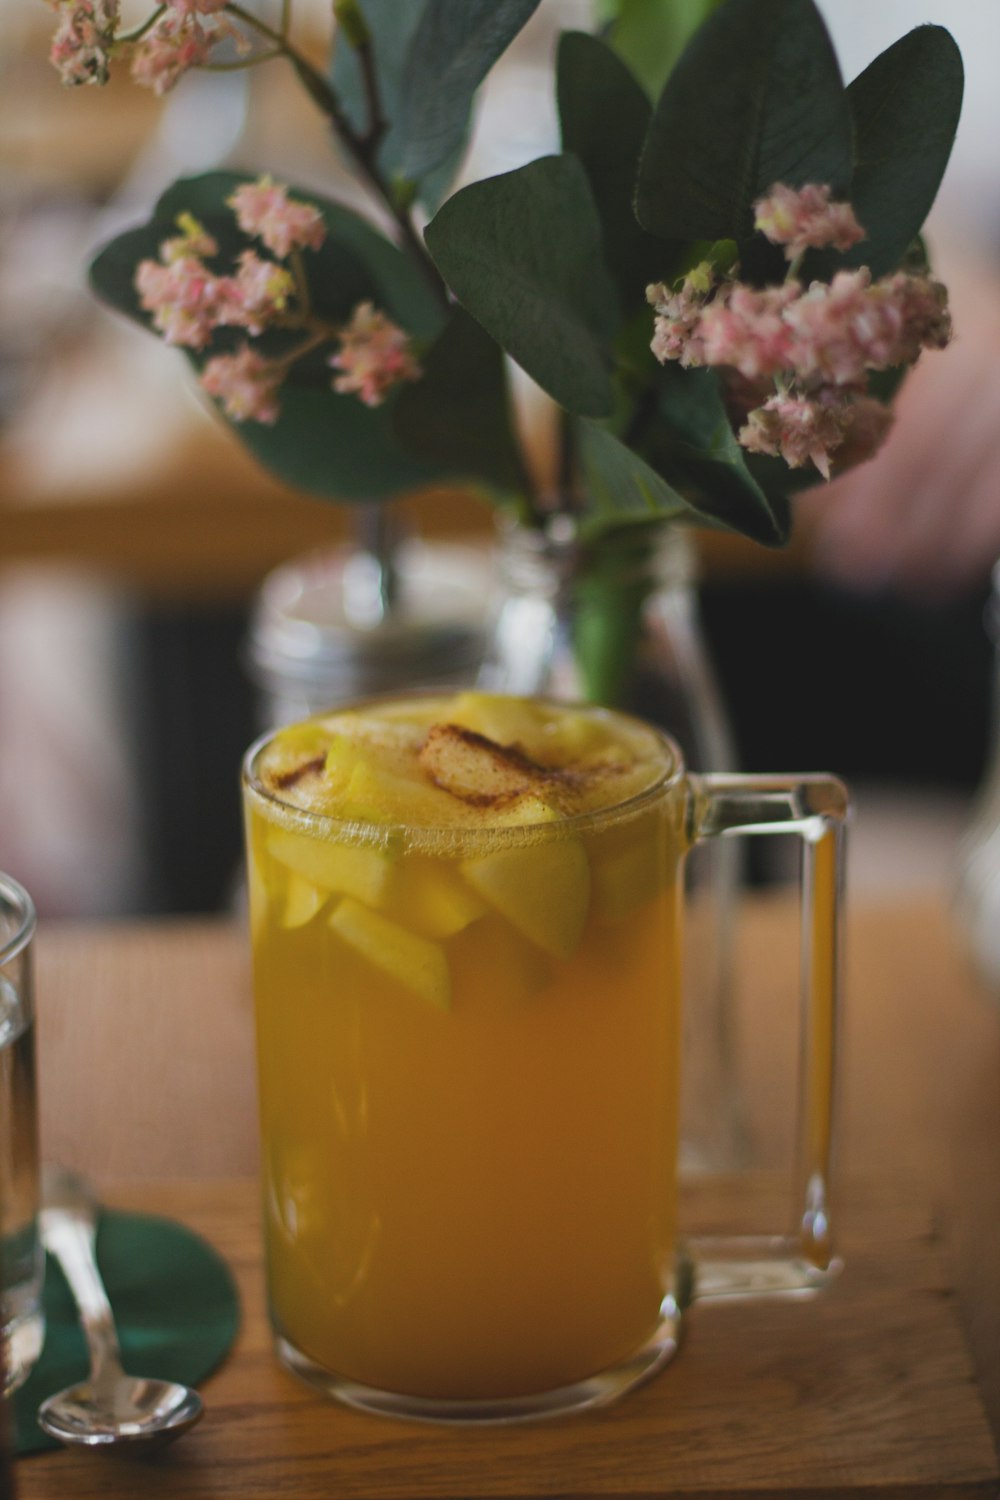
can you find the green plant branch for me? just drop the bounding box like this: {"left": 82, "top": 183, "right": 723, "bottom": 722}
{"left": 223, "top": 1, "right": 446, "bottom": 309}
{"left": 272, "top": 325, "right": 339, "bottom": 370}
{"left": 116, "top": 4, "right": 165, "bottom": 45}
{"left": 289, "top": 248, "right": 313, "bottom": 324}
{"left": 354, "top": 35, "right": 388, "bottom": 154}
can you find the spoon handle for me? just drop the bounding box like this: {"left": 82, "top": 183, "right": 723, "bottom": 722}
{"left": 40, "top": 1169, "right": 123, "bottom": 1380}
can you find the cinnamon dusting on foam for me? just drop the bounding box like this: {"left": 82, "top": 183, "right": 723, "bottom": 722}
{"left": 418, "top": 723, "right": 630, "bottom": 814}
{"left": 272, "top": 755, "right": 326, "bottom": 790}
{"left": 419, "top": 723, "right": 556, "bottom": 807}
{"left": 256, "top": 696, "right": 666, "bottom": 826}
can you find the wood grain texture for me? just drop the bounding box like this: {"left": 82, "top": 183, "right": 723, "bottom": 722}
{"left": 21, "top": 897, "right": 1000, "bottom": 1494}
{"left": 15, "top": 1177, "right": 1000, "bottom": 1500}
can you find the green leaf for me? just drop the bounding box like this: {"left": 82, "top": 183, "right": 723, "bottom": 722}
{"left": 392, "top": 306, "right": 526, "bottom": 495}
{"left": 557, "top": 31, "right": 668, "bottom": 305}
{"left": 643, "top": 366, "right": 791, "bottom": 544}
{"left": 604, "top": 0, "right": 728, "bottom": 102}
{"left": 90, "top": 171, "right": 444, "bottom": 341}
{"left": 397, "top": 0, "right": 542, "bottom": 183}
{"left": 576, "top": 420, "right": 689, "bottom": 539}
{"left": 234, "top": 384, "right": 442, "bottom": 501}
{"left": 635, "top": 0, "right": 852, "bottom": 244}
{"left": 330, "top": 2, "right": 430, "bottom": 188}
{"left": 425, "top": 155, "right": 618, "bottom": 418}
{"left": 839, "top": 26, "right": 963, "bottom": 279}
{"left": 88, "top": 172, "right": 450, "bottom": 502}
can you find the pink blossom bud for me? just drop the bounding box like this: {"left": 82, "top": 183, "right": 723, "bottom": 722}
{"left": 739, "top": 387, "right": 893, "bottom": 479}
{"left": 875, "top": 272, "right": 952, "bottom": 362}
{"left": 227, "top": 178, "right": 326, "bottom": 260}
{"left": 647, "top": 272, "right": 712, "bottom": 367}
{"left": 739, "top": 390, "right": 849, "bottom": 478}
{"left": 698, "top": 282, "right": 800, "bottom": 379}
{"left": 129, "top": 11, "right": 228, "bottom": 95}
{"left": 785, "top": 269, "right": 952, "bottom": 384}
{"left": 783, "top": 269, "right": 875, "bottom": 385}
{"left": 754, "top": 183, "right": 865, "bottom": 261}
{"left": 49, "top": 0, "right": 119, "bottom": 87}
{"left": 160, "top": 212, "right": 219, "bottom": 264}
{"left": 329, "top": 302, "right": 421, "bottom": 407}
{"left": 134, "top": 254, "right": 232, "bottom": 348}
{"left": 222, "top": 251, "right": 296, "bottom": 335}
{"left": 200, "top": 346, "right": 284, "bottom": 424}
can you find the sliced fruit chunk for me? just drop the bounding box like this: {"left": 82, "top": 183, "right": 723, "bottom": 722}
{"left": 591, "top": 838, "right": 665, "bottom": 924}
{"left": 282, "top": 873, "right": 326, "bottom": 929}
{"left": 461, "top": 831, "right": 590, "bottom": 960}
{"left": 448, "top": 692, "right": 549, "bottom": 752}
{"left": 345, "top": 759, "right": 462, "bottom": 826}
{"left": 329, "top": 897, "right": 450, "bottom": 1009}
{"left": 385, "top": 857, "right": 488, "bottom": 939}
{"left": 324, "top": 733, "right": 366, "bottom": 791}
{"left": 419, "top": 722, "right": 545, "bottom": 803}
{"left": 494, "top": 793, "right": 561, "bottom": 827}
{"left": 540, "top": 708, "right": 615, "bottom": 763}
{"left": 262, "top": 721, "right": 330, "bottom": 773}
{"left": 267, "top": 825, "right": 393, "bottom": 907}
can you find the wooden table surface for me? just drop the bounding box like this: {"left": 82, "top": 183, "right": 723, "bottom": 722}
{"left": 17, "top": 895, "right": 1000, "bottom": 1496}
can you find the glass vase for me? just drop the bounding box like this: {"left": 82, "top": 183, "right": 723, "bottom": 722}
{"left": 955, "top": 559, "right": 1000, "bottom": 988}
{"left": 479, "top": 518, "right": 746, "bottom": 1173}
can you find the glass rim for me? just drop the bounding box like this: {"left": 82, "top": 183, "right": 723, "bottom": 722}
{"left": 242, "top": 696, "right": 686, "bottom": 847}
{"left": 0, "top": 871, "right": 36, "bottom": 967}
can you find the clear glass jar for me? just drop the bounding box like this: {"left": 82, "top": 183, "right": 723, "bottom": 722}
{"left": 246, "top": 536, "right": 492, "bottom": 728}
{"left": 479, "top": 518, "right": 746, "bottom": 1171}
{"left": 955, "top": 559, "right": 1000, "bottom": 989}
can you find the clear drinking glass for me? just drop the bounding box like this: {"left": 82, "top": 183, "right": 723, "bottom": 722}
{"left": 0, "top": 873, "right": 43, "bottom": 1395}
{"left": 242, "top": 699, "right": 846, "bottom": 1422}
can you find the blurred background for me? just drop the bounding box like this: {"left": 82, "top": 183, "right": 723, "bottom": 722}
{"left": 2, "top": 0, "right": 999, "bottom": 920}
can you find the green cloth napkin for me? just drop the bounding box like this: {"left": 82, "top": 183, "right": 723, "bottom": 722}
{"left": 13, "top": 1209, "right": 240, "bottom": 1456}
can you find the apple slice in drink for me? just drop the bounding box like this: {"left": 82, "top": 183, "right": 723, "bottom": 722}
{"left": 382, "top": 857, "right": 488, "bottom": 939}
{"left": 461, "top": 804, "right": 590, "bottom": 961}
{"left": 282, "top": 872, "right": 326, "bottom": 928}
{"left": 344, "top": 758, "right": 465, "bottom": 827}
{"left": 266, "top": 826, "right": 394, "bottom": 907}
{"left": 329, "top": 896, "right": 451, "bottom": 1010}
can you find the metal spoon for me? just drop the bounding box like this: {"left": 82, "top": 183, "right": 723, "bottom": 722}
{"left": 36, "top": 1168, "right": 204, "bottom": 1449}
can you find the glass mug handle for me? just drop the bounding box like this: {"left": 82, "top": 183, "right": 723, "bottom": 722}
{"left": 684, "top": 773, "right": 848, "bottom": 1299}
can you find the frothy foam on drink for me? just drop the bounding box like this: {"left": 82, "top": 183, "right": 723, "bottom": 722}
{"left": 254, "top": 693, "right": 672, "bottom": 830}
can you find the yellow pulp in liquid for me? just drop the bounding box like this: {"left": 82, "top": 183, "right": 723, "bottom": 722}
{"left": 244, "top": 694, "right": 683, "bottom": 1400}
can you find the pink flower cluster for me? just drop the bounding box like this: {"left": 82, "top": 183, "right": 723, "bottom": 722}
{"left": 228, "top": 178, "right": 326, "bottom": 261}
{"left": 740, "top": 391, "right": 894, "bottom": 481}
{"left": 648, "top": 267, "right": 713, "bottom": 367}
{"left": 648, "top": 184, "right": 952, "bottom": 478}
{"left": 129, "top": 6, "right": 236, "bottom": 96}
{"left": 133, "top": 183, "right": 422, "bottom": 425}
{"left": 754, "top": 182, "right": 865, "bottom": 263}
{"left": 691, "top": 268, "right": 950, "bottom": 389}
{"left": 46, "top": 0, "right": 234, "bottom": 91}
{"left": 329, "top": 302, "right": 423, "bottom": 408}
{"left": 135, "top": 217, "right": 294, "bottom": 349}
{"left": 201, "top": 347, "right": 284, "bottom": 425}
{"left": 48, "top": 0, "right": 119, "bottom": 87}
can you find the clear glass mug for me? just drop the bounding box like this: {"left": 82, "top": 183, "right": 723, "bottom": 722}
{"left": 0, "top": 873, "right": 44, "bottom": 1396}
{"left": 242, "top": 701, "right": 846, "bottom": 1423}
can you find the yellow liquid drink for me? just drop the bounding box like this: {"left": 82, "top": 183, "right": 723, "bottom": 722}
{"left": 243, "top": 693, "right": 685, "bottom": 1414}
